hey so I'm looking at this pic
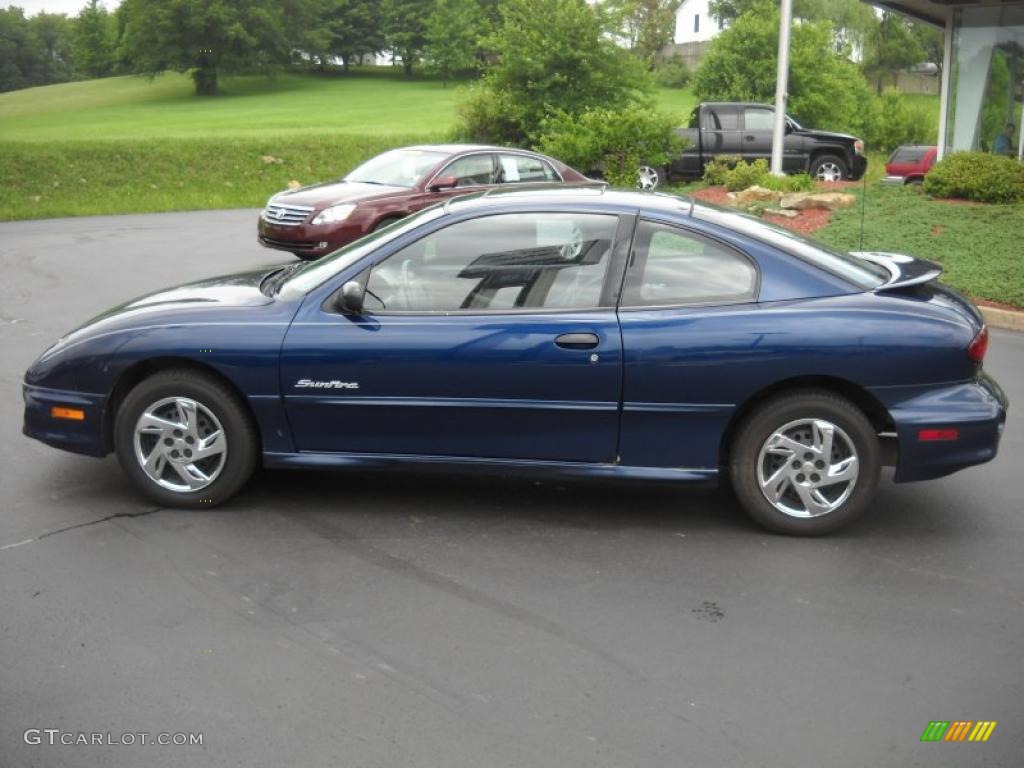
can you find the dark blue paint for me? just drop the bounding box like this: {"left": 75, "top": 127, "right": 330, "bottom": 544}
{"left": 23, "top": 190, "right": 1008, "bottom": 489}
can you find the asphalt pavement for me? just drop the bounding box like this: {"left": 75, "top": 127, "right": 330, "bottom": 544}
{"left": 1, "top": 210, "right": 1021, "bottom": 767}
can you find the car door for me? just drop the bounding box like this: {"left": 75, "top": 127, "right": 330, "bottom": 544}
{"left": 495, "top": 153, "right": 561, "bottom": 184}
{"left": 616, "top": 219, "right": 761, "bottom": 471}
{"left": 280, "top": 210, "right": 632, "bottom": 463}
{"left": 407, "top": 152, "right": 497, "bottom": 211}
{"left": 740, "top": 106, "right": 775, "bottom": 163}
{"left": 702, "top": 105, "right": 742, "bottom": 158}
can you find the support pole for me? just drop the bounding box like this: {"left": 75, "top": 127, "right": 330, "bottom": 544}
{"left": 936, "top": 9, "right": 954, "bottom": 160}
{"left": 770, "top": 0, "right": 794, "bottom": 176}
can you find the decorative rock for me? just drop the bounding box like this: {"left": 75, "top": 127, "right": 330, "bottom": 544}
{"left": 780, "top": 192, "right": 856, "bottom": 210}
{"left": 763, "top": 208, "right": 799, "bottom": 218}
{"left": 734, "top": 185, "right": 782, "bottom": 205}
{"left": 287, "top": 179, "right": 302, "bottom": 190}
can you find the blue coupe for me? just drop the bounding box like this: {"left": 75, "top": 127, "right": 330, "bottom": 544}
{"left": 23, "top": 189, "right": 1007, "bottom": 534}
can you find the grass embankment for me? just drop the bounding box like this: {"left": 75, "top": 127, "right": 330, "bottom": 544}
{"left": 0, "top": 71, "right": 697, "bottom": 220}
{"left": 816, "top": 183, "right": 1024, "bottom": 308}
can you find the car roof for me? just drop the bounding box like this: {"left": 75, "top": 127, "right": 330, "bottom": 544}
{"left": 443, "top": 186, "right": 695, "bottom": 217}
{"left": 401, "top": 144, "right": 538, "bottom": 155}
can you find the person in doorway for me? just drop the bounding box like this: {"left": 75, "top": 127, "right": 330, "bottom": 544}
{"left": 993, "top": 122, "right": 1016, "bottom": 156}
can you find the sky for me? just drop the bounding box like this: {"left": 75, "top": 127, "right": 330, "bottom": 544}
{"left": 16, "top": 0, "right": 121, "bottom": 16}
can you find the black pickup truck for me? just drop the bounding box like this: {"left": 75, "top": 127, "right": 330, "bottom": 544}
{"left": 644, "top": 102, "right": 868, "bottom": 188}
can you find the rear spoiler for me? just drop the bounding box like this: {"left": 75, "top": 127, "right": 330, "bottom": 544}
{"left": 852, "top": 251, "right": 943, "bottom": 292}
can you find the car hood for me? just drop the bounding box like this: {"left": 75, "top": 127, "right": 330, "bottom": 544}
{"left": 270, "top": 180, "right": 410, "bottom": 208}
{"left": 794, "top": 128, "right": 858, "bottom": 143}
{"left": 39, "top": 269, "right": 276, "bottom": 360}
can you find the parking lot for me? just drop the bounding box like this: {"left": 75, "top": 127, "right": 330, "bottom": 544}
{"left": 1, "top": 210, "right": 1022, "bottom": 766}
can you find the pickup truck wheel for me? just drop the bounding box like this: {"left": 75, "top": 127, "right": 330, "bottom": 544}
{"left": 810, "top": 155, "right": 848, "bottom": 182}
{"left": 729, "top": 390, "right": 880, "bottom": 535}
{"left": 636, "top": 166, "right": 661, "bottom": 191}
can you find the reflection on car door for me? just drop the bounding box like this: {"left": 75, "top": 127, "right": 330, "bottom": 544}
{"left": 280, "top": 211, "right": 633, "bottom": 462}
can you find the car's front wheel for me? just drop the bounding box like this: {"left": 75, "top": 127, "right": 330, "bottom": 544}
{"left": 809, "top": 154, "right": 849, "bottom": 182}
{"left": 114, "top": 369, "right": 258, "bottom": 508}
{"left": 729, "top": 390, "right": 881, "bottom": 535}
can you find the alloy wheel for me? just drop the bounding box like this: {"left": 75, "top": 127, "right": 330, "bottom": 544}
{"left": 636, "top": 166, "right": 660, "bottom": 190}
{"left": 814, "top": 162, "right": 843, "bottom": 182}
{"left": 133, "top": 396, "right": 227, "bottom": 492}
{"left": 756, "top": 418, "right": 859, "bottom": 518}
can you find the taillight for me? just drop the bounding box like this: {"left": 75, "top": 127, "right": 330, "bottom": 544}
{"left": 968, "top": 325, "right": 989, "bottom": 364}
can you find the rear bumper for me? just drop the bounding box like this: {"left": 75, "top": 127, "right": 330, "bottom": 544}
{"left": 877, "top": 373, "right": 1008, "bottom": 483}
{"left": 23, "top": 384, "right": 107, "bottom": 457}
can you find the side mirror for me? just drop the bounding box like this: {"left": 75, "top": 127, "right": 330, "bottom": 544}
{"left": 428, "top": 175, "right": 458, "bottom": 192}
{"left": 337, "top": 280, "right": 365, "bottom": 315}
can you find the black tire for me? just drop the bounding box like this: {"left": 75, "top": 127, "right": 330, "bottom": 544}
{"left": 114, "top": 369, "right": 259, "bottom": 508}
{"left": 809, "top": 154, "right": 849, "bottom": 182}
{"left": 728, "top": 390, "right": 881, "bottom": 536}
{"left": 293, "top": 251, "right": 319, "bottom": 261}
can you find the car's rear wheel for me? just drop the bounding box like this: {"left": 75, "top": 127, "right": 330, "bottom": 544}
{"left": 809, "top": 154, "right": 849, "bottom": 182}
{"left": 729, "top": 390, "right": 880, "bottom": 535}
{"left": 637, "top": 165, "right": 663, "bottom": 190}
{"left": 114, "top": 370, "right": 258, "bottom": 508}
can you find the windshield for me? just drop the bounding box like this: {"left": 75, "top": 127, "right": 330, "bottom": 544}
{"left": 345, "top": 149, "right": 448, "bottom": 188}
{"left": 278, "top": 205, "right": 449, "bottom": 297}
{"left": 692, "top": 203, "right": 889, "bottom": 289}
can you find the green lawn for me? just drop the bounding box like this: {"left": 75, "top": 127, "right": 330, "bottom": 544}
{"left": 816, "top": 183, "right": 1024, "bottom": 308}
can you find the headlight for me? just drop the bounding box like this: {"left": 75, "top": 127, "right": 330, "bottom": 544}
{"left": 854, "top": 139, "right": 865, "bottom": 155}
{"left": 312, "top": 203, "right": 356, "bottom": 225}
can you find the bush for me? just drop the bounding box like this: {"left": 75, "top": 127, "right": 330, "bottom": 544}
{"left": 867, "top": 88, "right": 936, "bottom": 152}
{"left": 653, "top": 55, "right": 691, "bottom": 88}
{"left": 456, "top": 0, "right": 652, "bottom": 143}
{"left": 702, "top": 156, "right": 815, "bottom": 193}
{"left": 701, "top": 154, "right": 742, "bottom": 186}
{"left": 536, "top": 106, "right": 685, "bottom": 187}
{"left": 923, "top": 152, "right": 1024, "bottom": 203}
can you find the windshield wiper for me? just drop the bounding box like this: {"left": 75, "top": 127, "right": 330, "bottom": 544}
{"left": 260, "top": 263, "right": 302, "bottom": 297}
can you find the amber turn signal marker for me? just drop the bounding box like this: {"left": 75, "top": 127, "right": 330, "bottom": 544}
{"left": 51, "top": 406, "right": 85, "bottom": 421}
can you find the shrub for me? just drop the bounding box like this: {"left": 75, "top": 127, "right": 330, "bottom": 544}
{"left": 923, "top": 152, "right": 1024, "bottom": 203}
{"left": 703, "top": 156, "right": 815, "bottom": 193}
{"left": 653, "top": 55, "right": 691, "bottom": 88}
{"left": 536, "top": 106, "right": 685, "bottom": 187}
{"left": 702, "top": 154, "right": 743, "bottom": 186}
{"left": 867, "top": 88, "right": 936, "bottom": 152}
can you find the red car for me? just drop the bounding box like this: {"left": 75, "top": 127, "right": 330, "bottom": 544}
{"left": 882, "top": 144, "right": 938, "bottom": 185}
{"left": 258, "top": 144, "right": 593, "bottom": 260}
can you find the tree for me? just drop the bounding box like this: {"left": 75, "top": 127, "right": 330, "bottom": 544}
{"left": 425, "top": 0, "right": 486, "bottom": 85}
{"left": 29, "top": 12, "right": 76, "bottom": 83}
{"left": 604, "top": 0, "right": 682, "bottom": 65}
{"left": 384, "top": 0, "right": 433, "bottom": 76}
{"left": 862, "top": 11, "right": 924, "bottom": 93}
{"left": 458, "top": 0, "right": 651, "bottom": 143}
{"left": 327, "top": 0, "right": 384, "bottom": 71}
{"left": 118, "top": 0, "right": 301, "bottom": 95}
{"left": 0, "top": 7, "right": 45, "bottom": 92}
{"left": 710, "top": 0, "right": 876, "bottom": 56}
{"left": 693, "top": 1, "right": 876, "bottom": 137}
{"left": 74, "top": 0, "right": 117, "bottom": 78}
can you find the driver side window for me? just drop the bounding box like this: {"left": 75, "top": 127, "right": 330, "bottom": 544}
{"left": 438, "top": 154, "right": 496, "bottom": 188}
{"left": 363, "top": 213, "right": 618, "bottom": 313}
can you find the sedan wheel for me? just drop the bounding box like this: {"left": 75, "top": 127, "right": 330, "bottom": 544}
{"left": 636, "top": 166, "right": 661, "bottom": 191}
{"left": 756, "top": 418, "right": 858, "bottom": 518}
{"left": 133, "top": 396, "right": 227, "bottom": 492}
{"left": 730, "top": 390, "right": 880, "bottom": 535}
{"left": 115, "top": 370, "right": 258, "bottom": 507}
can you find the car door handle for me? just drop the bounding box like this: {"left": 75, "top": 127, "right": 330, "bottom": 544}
{"left": 554, "top": 332, "right": 599, "bottom": 350}
{"left": 745, "top": 135, "right": 756, "bottom": 141}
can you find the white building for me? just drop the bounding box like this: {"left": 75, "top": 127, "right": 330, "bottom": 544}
{"left": 673, "top": 0, "right": 724, "bottom": 44}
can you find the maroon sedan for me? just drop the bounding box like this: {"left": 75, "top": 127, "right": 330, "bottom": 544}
{"left": 258, "top": 144, "right": 593, "bottom": 260}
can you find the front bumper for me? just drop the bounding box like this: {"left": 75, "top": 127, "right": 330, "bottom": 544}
{"left": 257, "top": 216, "right": 366, "bottom": 258}
{"left": 880, "top": 373, "right": 1008, "bottom": 483}
{"left": 23, "top": 384, "right": 107, "bottom": 457}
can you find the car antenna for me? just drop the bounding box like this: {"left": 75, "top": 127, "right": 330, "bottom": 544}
{"left": 858, "top": 169, "right": 868, "bottom": 251}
